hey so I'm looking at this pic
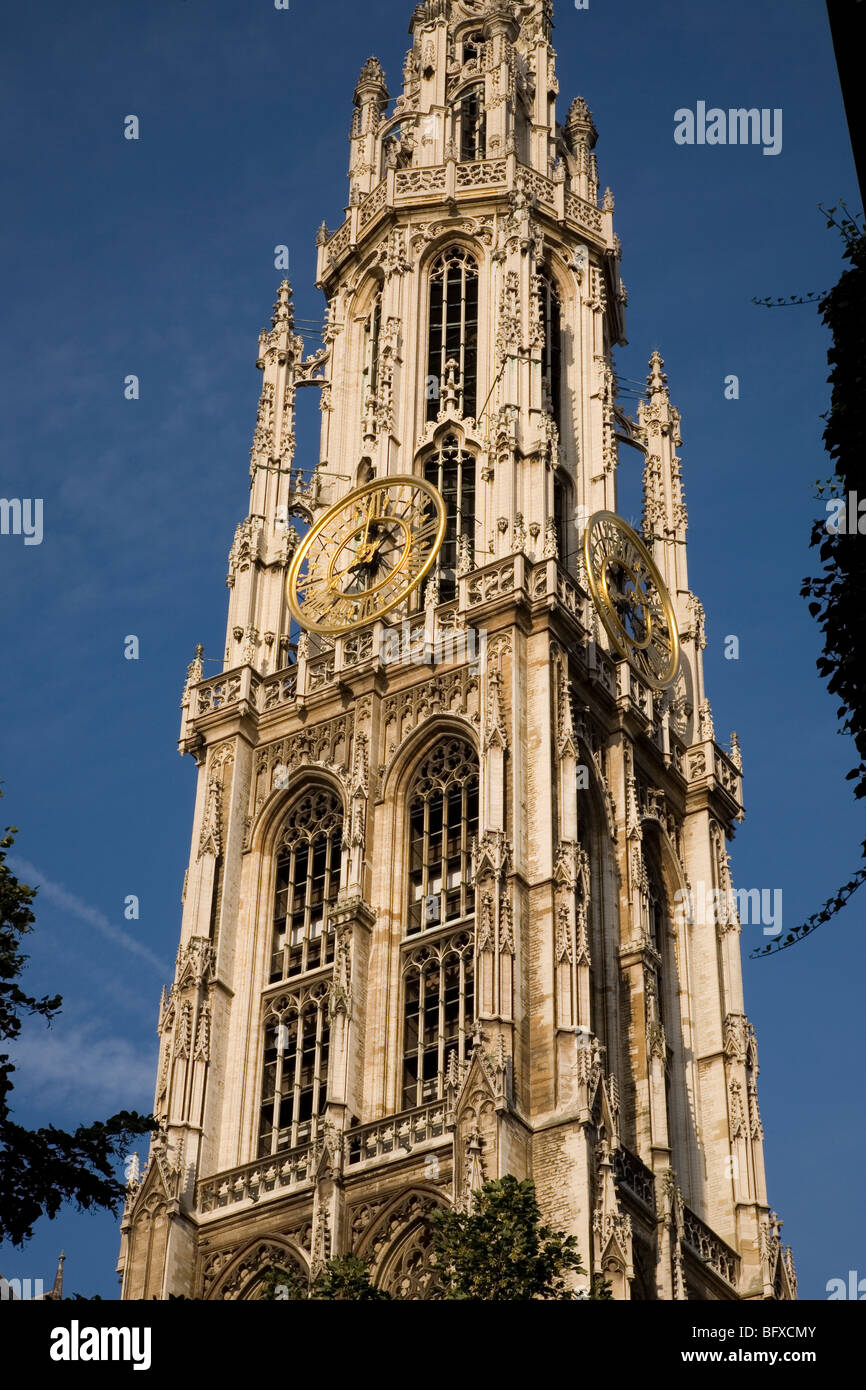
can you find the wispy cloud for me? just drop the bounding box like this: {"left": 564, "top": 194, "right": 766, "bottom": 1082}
{"left": 6, "top": 857, "right": 170, "bottom": 975}
{"left": 6, "top": 1021, "right": 156, "bottom": 1115}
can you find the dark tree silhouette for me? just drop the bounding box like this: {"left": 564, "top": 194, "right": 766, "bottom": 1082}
{"left": 755, "top": 205, "right": 866, "bottom": 957}
{"left": 0, "top": 798, "right": 154, "bottom": 1245}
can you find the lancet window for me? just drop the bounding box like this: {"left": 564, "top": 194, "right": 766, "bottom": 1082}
{"left": 406, "top": 738, "right": 479, "bottom": 935}
{"left": 426, "top": 247, "right": 479, "bottom": 422}
{"left": 456, "top": 85, "right": 486, "bottom": 161}
{"left": 259, "top": 983, "right": 330, "bottom": 1156}
{"left": 269, "top": 789, "right": 343, "bottom": 983}
{"left": 423, "top": 434, "right": 476, "bottom": 601}
{"left": 538, "top": 269, "right": 562, "bottom": 423}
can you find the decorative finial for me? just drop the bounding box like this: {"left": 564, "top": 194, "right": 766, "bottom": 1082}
{"left": 354, "top": 55, "right": 388, "bottom": 100}
{"left": 566, "top": 95, "right": 598, "bottom": 150}
{"left": 271, "top": 280, "right": 294, "bottom": 330}
{"left": 647, "top": 350, "right": 668, "bottom": 396}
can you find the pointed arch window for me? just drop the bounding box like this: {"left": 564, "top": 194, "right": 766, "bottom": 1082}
{"left": 423, "top": 434, "right": 476, "bottom": 601}
{"left": 456, "top": 85, "right": 486, "bottom": 161}
{"left": 362, "top": 287, "right": 383, "bottom": 407}
{"left": 270, "top": 788, "right": 344, "bottom": 983}
{"left": 537, "top": 269, "right": 562, "bottom": 423}
{"left": 402, "top": 932, "right": 474, "bottom": 1108}
{"left": 402, "top": 738, "right": 478, "bottom": 1108}
{"left": 644, "top": 853, "right": 676, "bottom": 1146}
{"left": 553, "top": 471, "right": 568, "bottom": 562}
{"left": 427, "top": 247, "right": 478, "bottom": 423}
{"left": 407, "top": 737, "right": 479, "bottom": 936}
{"left": 259, "top": 984, "right": 330, "bottom": 1156}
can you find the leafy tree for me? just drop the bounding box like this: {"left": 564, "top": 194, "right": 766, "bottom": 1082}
{"left": 755, "top": 205, "right": 866, "bottom": 957}
{"left": 429, "top": 1175, "right": 597, "bottom": 1300}
{"left": 261, "top": 1254, "right": 390, "bottom": 1300}
{"left": 0, "top": 805, "right": 154, "bottom": 1245}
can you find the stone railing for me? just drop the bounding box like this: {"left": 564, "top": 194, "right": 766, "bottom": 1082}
{"left": 686, "top": 739, "right": 744, "bottom": 815}
{"left": 326, "top": 221, "right": 351, "bottom": 264}
{"left": 566, "top": 191, "right": 604, "bottom": 235}
{"left": 682, "top": 1206, "right": 740, "bottom": 1288}
{"left": 456, "top": 157, "right": 507, "bottom": 188}
{"left": 613, "top": 1144, "right": 656, "bottom": 1211}
{"left": 193, "top": 666, "right": 259, "bottom": 719}
{"left": 359, "top": 178, "right": 388, "bottom": 227}
{"left": 197, "top": 1143, "right": 314, "bottom": 1214}
{"left": 519, "top": 164, "right": 556, "bottom": 207}
{"left": 259, "top": 665, "right": 298, "bottom": 712}
{"left": 323, "top": 158, "right": 609, "bottom": 273}
{"left": 344, "top": 1099, "right": 450, "bottom": 1170}
{"left": 395, "top": 165, "right": 448, "bottom": 196}
{"left": 307, "top": 653, "right": 335, "bottom": 692}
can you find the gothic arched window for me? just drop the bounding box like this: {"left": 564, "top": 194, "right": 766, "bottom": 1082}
{"left": 362, "top": 286, "right": 382, "bottom": 408}
{"left": 423, "top": 434, "right": 476, "bottom": 601}
{"left": 259, "top": 984, "right": 330, "bottom": 1156}
{"left": 456, "top": 85, "right": 486, "bottom": 161}
{"left": 402, "top": 931, "right": 475, "bottom": 1109}
{"left": 270, "top": 788, "right": 343, "bottom": 982}
{"left": 407, "top": 737, "right": 479, "bottom": 935}
{"left": 538, "top": 270, "right": 562, "bottom": 423}
{"left": 402, "top": 738, "right": 478, "bottom": 1107}
{"left": 426, "top": 247, "right": 479, "bottom": 422}
{"left": 553, "top": 471, "right": 569, "bottom": 562}
{"left": 645, "top": 853, "right": 676, "bottom": 1145}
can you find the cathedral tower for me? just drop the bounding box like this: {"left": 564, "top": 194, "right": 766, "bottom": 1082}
{"left": 118, "top": 0, "right": 795, "bottom": 1300}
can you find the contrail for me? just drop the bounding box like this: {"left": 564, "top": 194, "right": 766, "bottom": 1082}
{"left": 7, "top": 856, "right": 170, "bottom": 975}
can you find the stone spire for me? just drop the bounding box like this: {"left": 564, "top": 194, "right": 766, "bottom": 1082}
{"left": 354, "top": 56, "right": 388, "bottom": 103}
{"left": 647, "top": 349, "right": 668, "bottom": 397}
{"left": 566, "top": 95, "right": 598, "bottom": 151}
{"left": 49, "top": 1251, "right": 65, "bottom": 1301}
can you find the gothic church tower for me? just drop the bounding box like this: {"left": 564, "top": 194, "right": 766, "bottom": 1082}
{"left": 118, "top": 0, "right": 795, "bottom": 1301}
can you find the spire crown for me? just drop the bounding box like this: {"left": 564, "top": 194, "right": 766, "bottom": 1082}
{"left": 647, "top": 350, "right": 669, "bottom": 397}
{"left": 566, "top": 95, "right": 598, "bottom": 150}
{"left": 271, "top": 280, "right": 294, "bottom": 331}
{"left": 354, "top": 55, "right": 388, "bottom": 101}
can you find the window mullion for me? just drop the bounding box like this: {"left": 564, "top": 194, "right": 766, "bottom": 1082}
{"left": 291, "top": 1012, "right": 303, "bottom": 1149}
{"left": 312, "top": 1004, "right": 324, "bottom": 1138}
{"left": 459, "top": 268, "right": 466, "bottom": 413}
{"left": 271, "top": 1021, "right": 282, "bottom": 1158}
{"left": 416, "top": 969, "right": 426, "bottom": 1108}
{"left": 437, "top": 955, "right": 446, "bottom": 1097}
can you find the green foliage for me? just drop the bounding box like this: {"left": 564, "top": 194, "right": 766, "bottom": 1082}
{"left": 260, "top": 1254, "right": 391, "bottom": 1301}
{"left": 755, "top": 206, "right": 866, "bottom": 957}
{"left": 429, "top": 1175, "right": 589, "bottom": 1300}
{"left": 0, "top": 801, "right": 155, "bottom": 1245}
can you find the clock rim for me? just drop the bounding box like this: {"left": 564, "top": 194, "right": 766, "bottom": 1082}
{"left": 583, "top": 509, "right": 681, "bottom": 690}
{"left": 285, "top": 473, "right": 447, "bottom": 635}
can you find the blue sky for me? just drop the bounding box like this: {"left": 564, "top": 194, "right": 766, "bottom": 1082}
{"left": 0, "top": 0, "right": 861, "bottom": 1299}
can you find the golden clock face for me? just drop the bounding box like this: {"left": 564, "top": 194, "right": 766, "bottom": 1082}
{"left": 286, "top": 475, "right": 447, "bottom": 635}
{"left": 583, "top": 510, "right": 680, "bottom": 690}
